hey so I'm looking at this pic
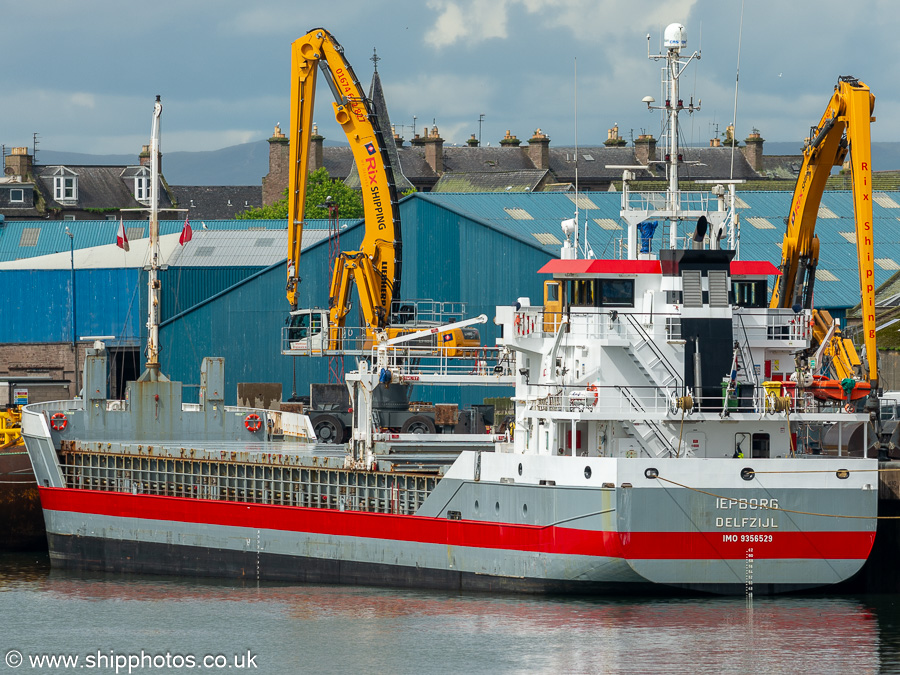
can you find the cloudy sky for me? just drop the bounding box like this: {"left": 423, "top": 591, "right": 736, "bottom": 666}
{"left": 2, "top": 0, "right": 895, "bottom": 157}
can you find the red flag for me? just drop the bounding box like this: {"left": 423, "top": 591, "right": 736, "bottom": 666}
{"left": 116, "top": 218, "right": 130, "bottom": 252}
{"left": 179, "top": 214, "right": 193, "bottom": 246}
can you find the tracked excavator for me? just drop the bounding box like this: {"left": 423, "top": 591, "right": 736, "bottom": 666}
{"left": 770, "top": 76, "right": 878, "bottom": 407}
{"left": 283, "top": 28, "right": 478, "bottom": 358}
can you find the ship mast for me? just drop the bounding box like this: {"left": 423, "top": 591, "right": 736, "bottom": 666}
{"left": 647, "top": 25, "right": 700, "bottom": 249}
{"left": 145, "top": 95, "right": 163, "bottom": 381}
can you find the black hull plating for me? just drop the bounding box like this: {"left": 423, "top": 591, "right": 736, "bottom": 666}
{"left": 45, "top": 533, "right": 669, "bottom": 596}
{"left": 45, "top": 533, "right": 819, "bottom": 596}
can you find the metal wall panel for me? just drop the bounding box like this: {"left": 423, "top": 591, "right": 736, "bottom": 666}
{"left": 0, "top": 268, "right": 140, "bottom": 343}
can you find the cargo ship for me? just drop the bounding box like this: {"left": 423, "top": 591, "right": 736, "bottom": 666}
{"left": 21, "top": 26, "right": 878, "bottom": 595}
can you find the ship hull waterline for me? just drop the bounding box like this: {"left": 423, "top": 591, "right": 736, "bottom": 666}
{"left": 35, "top": 477, "right": 876, "bottom": 596}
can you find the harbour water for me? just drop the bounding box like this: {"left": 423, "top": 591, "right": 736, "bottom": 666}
{"left": 2, "top": 553, "right": 900, "bottom": 673}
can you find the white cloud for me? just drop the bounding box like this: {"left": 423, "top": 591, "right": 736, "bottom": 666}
{"left": 68, "top": 93, "right": 97, "bottom": 109}
{"left": 424, "top": 0, "right": 511, "bottom": 47}
{"left": 424, "top": 0, "right": 698, "bottom": 47}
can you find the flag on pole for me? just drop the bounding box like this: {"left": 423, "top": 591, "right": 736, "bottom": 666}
{"left": 116, "top": 217, "right": 130, "bottom": 252}
{"left": 179, "top": 214, "right": 193, "bottom": 246}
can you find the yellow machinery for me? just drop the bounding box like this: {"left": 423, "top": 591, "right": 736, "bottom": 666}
{"left": 0, "top": 406, "right": 23, "bottom": 450}
{"left": 285, "top": 28, "right": 401, "bottom": 349}
{"left": 284, "top": 28, "right": 479, "bottom": 356}
{"left": 770, "top": 76, "right": 877, "bottom": 397}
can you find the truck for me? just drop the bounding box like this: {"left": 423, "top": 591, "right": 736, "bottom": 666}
{"left": 304, "top": 383, "right": 495, "bottom": 445}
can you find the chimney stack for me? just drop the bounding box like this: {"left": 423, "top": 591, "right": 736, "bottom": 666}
{"left": 309, "top": 124, "right": 325, "bottom": 172}
{"left": 499, "top": 130, "right": 521, "bottom": 147}
{"left": 741, "top": 129, "right": 765, "bottom": 172}
{"left": 527, "top": 128, "right": 550, "bottom": 170}
{"left": 421, "top": 125, "right": 444, "bottom": 175}
{"left": 392, "top": 124, "right": 404, "bottom": 148}
{"left": 467, "top": 134, "right": 479, "bottom": 147}
{"left": 5, "top": 147, "right": 33, "bottom": 178}
{"left": 138, "top": 144, "right": 162, "bottom": 173}
{"left": 634, "top": 134, "right": 657, "bottom": 165}
{"left": 263, "top": 122, "right": 290, "bottom": 206}
{"left": 604, "top": 125, "right": 627, "bottom": 147}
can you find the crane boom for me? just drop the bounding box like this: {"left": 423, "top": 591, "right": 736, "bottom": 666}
{"left": 286, "top": 28, "right": 401, "bottom": 320}
{"left": 770, "top": 76, "right": 877, "bottom": 390}
{"left": 282, "top": 29, "right": 480, "bottom": 359}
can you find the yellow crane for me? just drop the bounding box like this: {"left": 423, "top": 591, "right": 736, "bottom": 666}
{"left": 285, "top": 28, "right": 401, "bottom": 349}
{"left": 770, "top": 76, "right": 877, "bottom": 401}
{"left": 283, "top": 28, "right": 478, "bottom": 357}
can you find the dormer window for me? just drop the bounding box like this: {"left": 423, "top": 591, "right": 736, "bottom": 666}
{"left": 50, "top": 167, "right": 78, "bottom": 201}
{"left": 133, "top": 167, "right": 152, "bottom": 202}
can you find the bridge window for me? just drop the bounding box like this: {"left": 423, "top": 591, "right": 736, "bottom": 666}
{"left": 733, "top": 280, "right": 768, "bottom": 308}
{"left": 567, "top": 279, "right": 634, "bottom": 308}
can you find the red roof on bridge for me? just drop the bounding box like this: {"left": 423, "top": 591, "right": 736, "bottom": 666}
{"left": 539, "top": 259, "right": 780, "bottom": 276}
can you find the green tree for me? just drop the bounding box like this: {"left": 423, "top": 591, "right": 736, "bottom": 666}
{"left": 237, "top": 168, "right": 364, "bottom": 220}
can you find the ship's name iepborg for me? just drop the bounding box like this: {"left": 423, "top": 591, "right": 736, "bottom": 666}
{"left": 715, "top": 497, "right": 779, "bottom": 530}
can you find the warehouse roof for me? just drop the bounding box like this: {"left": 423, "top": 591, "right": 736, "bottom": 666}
{"left": 0, "top": 219, "right": 332, "bottom": 268}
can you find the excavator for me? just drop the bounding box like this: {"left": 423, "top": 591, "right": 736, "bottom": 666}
{"left": 284, "top": 28, "right": 478, "bottom": 357}
{"left": 770, "top": 76, "right": 877, "bottom": 405}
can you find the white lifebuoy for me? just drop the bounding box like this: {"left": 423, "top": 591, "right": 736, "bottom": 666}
{"left": 50, "top": 412, "right": 68, "bottom": 431}
{"left": 245, "top": 413, "right": 263, "bottom": 432}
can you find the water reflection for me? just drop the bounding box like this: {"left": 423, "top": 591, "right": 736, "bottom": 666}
{"left": 0, "top": 553, "right": 890, "bottom": 674}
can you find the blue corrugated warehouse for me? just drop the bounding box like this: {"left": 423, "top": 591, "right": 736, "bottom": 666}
{"left": 155, "top": 191, "right": 900, "bottom": 405}
{"left": 3, "top": 191, "right": 899, "bottom": 404}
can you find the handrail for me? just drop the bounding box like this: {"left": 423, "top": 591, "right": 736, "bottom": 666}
{"left": 617, "top": 386, "right": 677, "bottom": 457}
{"left": 623, "top": 313, "right": 684, "bottom": 391}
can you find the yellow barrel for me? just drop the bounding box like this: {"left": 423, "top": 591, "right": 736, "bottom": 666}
{"left": 762, "top": 381, "right": 782, "bottom": 399}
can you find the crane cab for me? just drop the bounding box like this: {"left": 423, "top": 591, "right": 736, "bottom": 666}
{"left": 287, "top": 309, "right": 329, "bottom": 354}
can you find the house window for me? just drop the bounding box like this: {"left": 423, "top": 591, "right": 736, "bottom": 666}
{"left": 9, "top": 188, "right": 24, "bottom": 203}
{"left": 54, "top": 175, "right": 77, "bottom": 201}
{"left": 135, "top": 176, "right": 150, "bottom": 201}
{"left": 63, "top": 215, "right": 76, "bottom": 221}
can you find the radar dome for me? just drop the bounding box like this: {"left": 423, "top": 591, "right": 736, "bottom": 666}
{"left": 664, "top": 23, "right": 687, "bottom": 51}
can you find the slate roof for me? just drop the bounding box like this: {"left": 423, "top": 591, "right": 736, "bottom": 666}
{"left": 36, "top": 164, "right": 175, "bottom": 211}
{"left": 325, "top": 143, "right": 784, "bottom": 192}
{"left": 170, "top": 185, "right": 263, "bottom": 220}
{"left": 431, "top": 170, "right": 548, "bottom": 193}
{"left": 760, "top": 155, "right": 804, "bottom": 180}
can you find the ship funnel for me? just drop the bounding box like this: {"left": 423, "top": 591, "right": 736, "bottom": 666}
{"left": 664, "top": 23, "right": 687, "bottom": 52}
{"left": 692, "top": 215, "right": 708, "bottom": 250}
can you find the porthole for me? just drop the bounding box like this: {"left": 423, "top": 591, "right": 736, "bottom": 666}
{"left": 584, "top": 466, "right": 592, "bottom": 479}
{"left": 518, "top": 463, "right": 523, "bottom": 476}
